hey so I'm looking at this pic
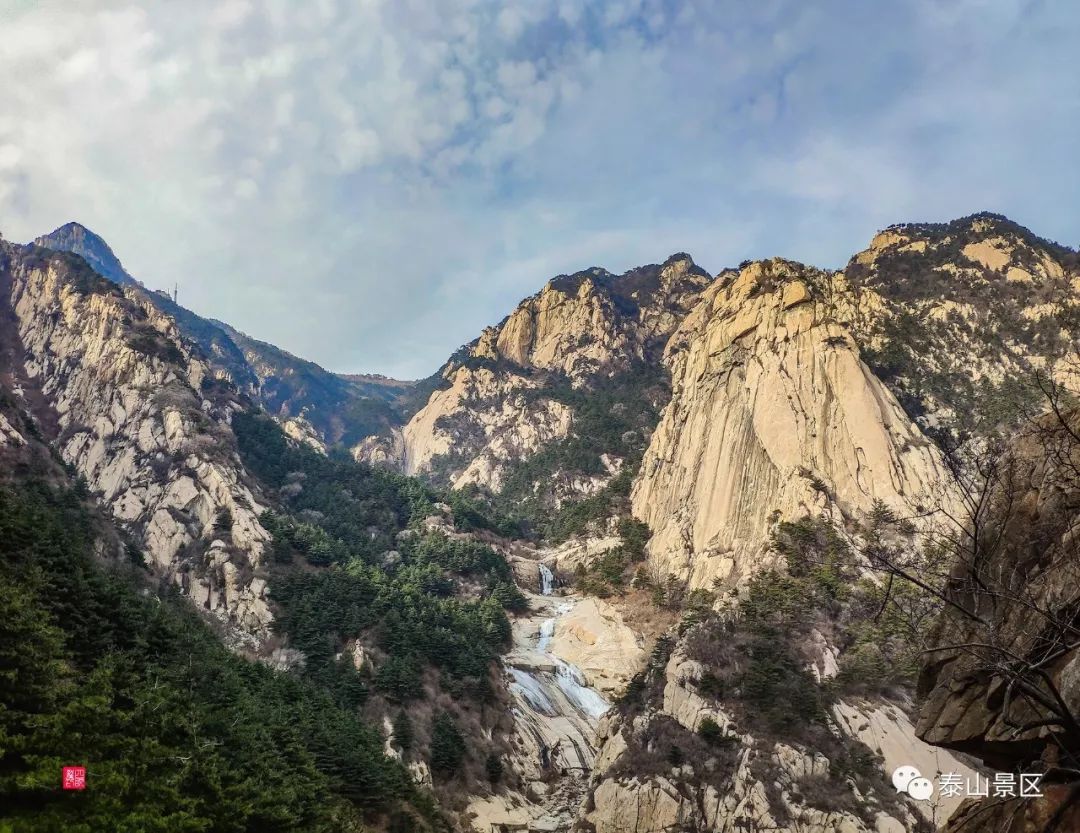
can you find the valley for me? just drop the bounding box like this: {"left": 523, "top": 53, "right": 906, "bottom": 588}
{"left": 476, "top": 566, "right": 612, "bottom": 832}
{"left": 2, "top": 213, "right": 1079, "bottom": 832}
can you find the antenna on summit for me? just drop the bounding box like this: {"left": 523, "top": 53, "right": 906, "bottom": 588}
{"left": 173, "top": 283, "right": 178, "bottom": 304}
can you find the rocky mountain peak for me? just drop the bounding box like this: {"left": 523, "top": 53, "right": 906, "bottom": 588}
{"left": 33, "top": 221, "right": 139, "bottom": 287}
{"left": 840, "top": 213, "right": 1079, "bottom": 442}
{"left": 1, "top": 239, "right": 274, "bottom": 641}
{"left": 853, "top": 211, "right": 1077, "bottom": 283}
{"left": 635, "top": 254, "right": 952, "bottom": 591}
{"left": 359, "top": 252, "right": 717, "bottom": 490}
{"left": 29, "top": 226, "right": 412, "bottom": 446}
{"left": 9, "top": 208, "right": 1080, "bottom": 832}
{"left": 546, "top": 265, "right": 616, "bottom": 296}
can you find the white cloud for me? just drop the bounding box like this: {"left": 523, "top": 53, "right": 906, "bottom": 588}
{"left": 0, "top": 0, "right": 1077, "bottom": 377}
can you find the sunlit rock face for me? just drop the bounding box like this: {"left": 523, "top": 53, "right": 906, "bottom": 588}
{"left": 631, "top": 259, "right": 951, "bottom": 591}
{"left": 358, "top": 255, "right": 712, "bottom": 493}
{"left": 580, "top": 215, "right": 1080, "bottom": 833}
{"left": 3, "top": 242, "right": 273, "bottom": 643}
{"left": 583, "top": 645, "right": 983, "bottom": 833}
{"left": 547, "top": 597, "right": 643, "bottom": 697}
{"left": 844, "top": 213, "right": 1080, "bottom": 431}
{"left": 478, "top": 557, "right": 647, "bottom": 833}
{"left": 399, "top": 364, "right": 575, "bottom": 488}
{"left": 32, "top": 222, "right": 413, "bottom": 448}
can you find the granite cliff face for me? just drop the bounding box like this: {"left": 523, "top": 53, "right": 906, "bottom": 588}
{"left": 32, "top": 222, "right": 412, "bottom": 446}
{"left": 633, "top": 258, "right": 952, "bottom": 592}
{"left": 632, "top": 215, "right": 1078, "bottom": 594}
{"left": 7, "top": 212, "right": 1079, "bottom": 832}
{"left": 1, "top": 240, "right": 274, "bottom": 642}
{"left": 362, "top": 212, "right": 1079, "bottom": 833}
{"left": 359, "top": 255, "right": 711, "bottom": 497}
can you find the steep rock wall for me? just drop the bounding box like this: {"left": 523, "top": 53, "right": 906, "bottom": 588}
{"left": 632, "top": 259, "right": 951, "bottom": 590}
{"left": 4, "top": 247, "right": 273, "bottom": 641}
{"left": 361, "top": 256, "right": 711, "bottom": 492}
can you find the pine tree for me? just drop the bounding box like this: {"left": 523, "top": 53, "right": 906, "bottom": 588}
{"left": 484, "top": 753, "right": 503, "bottom": 784}
{"left": 428, "top": 713, "right": 466, "bottom": 777}
{"left": 392, "top": 711, "right": 413, "bottom": 754}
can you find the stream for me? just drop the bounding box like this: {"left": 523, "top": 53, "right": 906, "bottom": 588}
{"left": 504, "top": 563, "right": 610, "bottom": 789}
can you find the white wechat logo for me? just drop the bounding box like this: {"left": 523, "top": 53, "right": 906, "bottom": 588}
{"left": 893, "top": 766, "right": 935, "bottom": 802}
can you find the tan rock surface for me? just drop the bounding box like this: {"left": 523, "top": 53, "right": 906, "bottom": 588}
{"left": 358, "top": 256, "right": 711, "bottom": 492}
{"left": 6, "top": 253, "right": 273, "bottom": 642}
{"left": 548, "top": 598, "right": 645, "bottom": 695}
{"left": 833, "top": 700, "right": 980, "bottom": 824}
{"left": 632, "top": 259, "right": 951, "bottom": 590}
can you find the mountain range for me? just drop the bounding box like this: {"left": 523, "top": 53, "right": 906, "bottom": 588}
{"left": 1, "top": 213, "right": 1078, "bottom": 833}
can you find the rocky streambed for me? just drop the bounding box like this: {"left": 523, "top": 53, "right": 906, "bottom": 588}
{"left": 468, "top": 561, "right": 643, "bottom": 832}
{"left": 506, "top": 567, "right": 610, "bottom": 774}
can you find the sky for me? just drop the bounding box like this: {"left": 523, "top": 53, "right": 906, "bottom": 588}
{"left": 1, "top": 0, "right": 1078, "bottom": 378}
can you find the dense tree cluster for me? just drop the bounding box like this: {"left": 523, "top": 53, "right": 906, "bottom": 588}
{"left": 0, "top": 478, "right": 431, "bottom": 832}
{"left": 235, "top": 411, "right": 520, "bottom": 705}
{"left": 572, "top": 516, "right": 652, "bottom": 597}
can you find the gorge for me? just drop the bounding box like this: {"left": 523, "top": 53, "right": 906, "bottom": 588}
{"left": 2, "top": 212, "right": 1079, "bottom": 833}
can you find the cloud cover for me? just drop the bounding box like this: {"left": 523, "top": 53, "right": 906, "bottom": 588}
{"left": 0, "top": 0, "right": 1077, "bottom": 377}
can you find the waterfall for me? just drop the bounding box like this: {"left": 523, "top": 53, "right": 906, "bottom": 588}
{"left": 522, "top": 600, "right": 610, "bottom": 723}
{"left": 553, "top": 659, "right": 609, "bottom": 719}
{"left": 502, "top": 565, "right": 612, "bottom": 823}
{"left": 538, "top": 563, "right": 555, "bottom": 595}
{"left": 538, "top": 617, "right": 556, "bottom": 654}
{"left": 537, "top": 603, "right": 572, "bottom": 653}
{"left": 509, "top": 668, "right": 558, "bottom": 716}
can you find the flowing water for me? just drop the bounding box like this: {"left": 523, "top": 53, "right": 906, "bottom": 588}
{"left": 501, "top": 563, "right": 611, "bottom": 827}
{"left": 538, "top": 563, "right": 556, "bottom": 596}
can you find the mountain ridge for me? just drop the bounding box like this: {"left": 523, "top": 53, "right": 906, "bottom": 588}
{"left": 6, "top": 211, "right": 1080, "bottom": 832}
{"left": 28, "top": 222, "right": 417, "bottom": 446}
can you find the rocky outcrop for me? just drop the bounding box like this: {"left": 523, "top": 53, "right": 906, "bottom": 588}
{"left": 471, "top": 269, "right": 635, "bottom": 382}
{"left": 845, "top": 212, "right": 1080, "bottom": 434}
{"left": 833, "top": 700, "right": 980, "bottom": 824}
{"left": 914, "top": 411, "right": 1080, "bottom": 828}
{"left": 585, "top": 642, "right": 984, "bottom": 833}
{"left": 547, "top": 597, "right": 644, "bottom": 696}
{"left": 398, "top": 365, "right": 574, "bottom": 489}
{"left": 940, "top": 786, "right": 1080, "bottom": 833}
{"left": 472, "top": 256, "right": 711, "bottom": 382}
{"left": 3, "top": 243, "right": 273, "bottom": 642}
{"left": 659, "top": 651, "right": 732, "bottom": 735}
{"left": 33, "top": 221, "right": 140, "bottom": 287}
{"left": 0, "top": 411, "right": 25, "bottom": 446}
{"left": 632, "top": 259, "right": 951, "bottom": 591}
{"left": 32, "top": 222, "right": 413, "bottom": 447}
{"left": 587, "top": 732, "right": 921, "bottom": 833}
{"left": 359, "top": 256, "right": 710, "bottom": 492}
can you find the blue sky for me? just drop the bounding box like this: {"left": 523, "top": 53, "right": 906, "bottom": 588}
{"left": 1, "top": 0, "right": 1078, "bottom": 378}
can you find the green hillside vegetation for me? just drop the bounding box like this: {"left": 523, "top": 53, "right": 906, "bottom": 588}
{"left": 847, "top": 214, "right": 1080, "bottom": 445}
{"left": 233, "top": 412, "right": 523, "bottom": 707}
{"left": 0, "top": 475, "right": 435, "bottom": 833}
{"left": 428, "top": 362, "right": 666, "bottom": 545}
{"left": 609, "top": 512, "right": 930, "bottom": 830}
{"left": 684, "top": 512, "right": 927, "bottom": 726}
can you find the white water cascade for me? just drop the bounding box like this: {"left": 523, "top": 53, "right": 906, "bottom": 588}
{"left": 503, "top": 562, "right": 611, "bottom": 824}
{"left": 538, "top": 563, "right": 556, "bottom": 595}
